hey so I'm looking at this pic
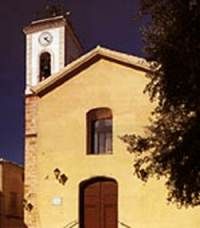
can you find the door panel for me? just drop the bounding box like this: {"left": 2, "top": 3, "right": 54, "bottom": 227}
{"left": 103, "top": 205, "right": 118, "bottom": 228}
{"left": 85, "top": 205, "right": 100, "bottom": 228}
{"left": 84, "top": 182, "right": 101, "bottom": 228}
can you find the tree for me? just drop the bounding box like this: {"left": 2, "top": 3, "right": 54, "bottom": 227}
{"left": 122, "top": 0, "right": 200, "bottom": 207}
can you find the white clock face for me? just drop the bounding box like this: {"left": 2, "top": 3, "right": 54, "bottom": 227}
{"left": 39, "top": 32, "right": 53, "bottom": 46}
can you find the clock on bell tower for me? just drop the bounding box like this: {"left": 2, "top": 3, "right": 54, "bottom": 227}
{"left": 23, "top": 8, "right": 83, "bottom": 94}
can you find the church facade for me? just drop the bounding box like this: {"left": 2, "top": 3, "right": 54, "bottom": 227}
{"left": 23, "top": 15, "right": 200, "bottom": 228}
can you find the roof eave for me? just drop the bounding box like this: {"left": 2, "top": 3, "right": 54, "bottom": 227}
{"left": 32, "top": 46, "right": 151, "bottom": 96}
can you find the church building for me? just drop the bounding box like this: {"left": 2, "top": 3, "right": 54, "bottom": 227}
{"left": 23, "top": 9, "right": 200, "bottom": 228}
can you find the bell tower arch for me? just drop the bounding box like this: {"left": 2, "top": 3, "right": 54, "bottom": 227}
{"left": 39, "top": 51, "right": 51, "bottom": 81}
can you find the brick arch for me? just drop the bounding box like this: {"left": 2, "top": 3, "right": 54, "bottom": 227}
{"left": 79, "top": 177, "right": 118, "bottom": 228}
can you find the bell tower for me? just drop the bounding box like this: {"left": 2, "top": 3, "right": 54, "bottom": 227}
{"left": 23, "top": 5, "right": 83, "bottom": 227}
{"left": 23, "top": 4, "right": 83, "bottom": 94}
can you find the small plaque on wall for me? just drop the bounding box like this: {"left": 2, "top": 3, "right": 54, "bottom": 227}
{"left": 52, "top": 196, "right": 62, "bottom": 206}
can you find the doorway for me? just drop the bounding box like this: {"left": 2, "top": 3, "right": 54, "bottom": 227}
{"left": 79, "top": 177, "right": 118, "bottom": 228}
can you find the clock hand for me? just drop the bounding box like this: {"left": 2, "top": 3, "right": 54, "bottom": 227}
{"left": 44, "top": 37, "right": 49, "bottom": 42}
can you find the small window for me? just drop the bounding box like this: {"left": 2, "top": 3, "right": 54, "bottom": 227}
{"left": 87, "top": 108, "right": 113, "bottom": 154}
{"left": 39, "top": 52, "right": 51, "bottom": 81}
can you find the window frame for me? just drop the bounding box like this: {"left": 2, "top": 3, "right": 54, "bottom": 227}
{"left": 87, "top": 108, "right": 113, "bottom": 155}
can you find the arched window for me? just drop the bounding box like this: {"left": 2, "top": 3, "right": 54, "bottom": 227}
{"left": 87, "top": 108, "right": 113, "bottom": 154}
{"left": 39, "top": 52, "right": 51, "bottom": 81}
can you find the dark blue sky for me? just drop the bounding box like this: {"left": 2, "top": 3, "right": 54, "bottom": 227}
{"left": 0, "top": 0, "right": 145, "bottom": 165}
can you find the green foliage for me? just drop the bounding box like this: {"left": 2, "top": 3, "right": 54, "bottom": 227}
{"left": 122, "top": 0, "right": 200, "bottom": 207}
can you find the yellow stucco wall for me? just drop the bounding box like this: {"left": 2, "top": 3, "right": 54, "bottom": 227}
{"left": 35, "top": 59, "right": 199, "bottom": 228}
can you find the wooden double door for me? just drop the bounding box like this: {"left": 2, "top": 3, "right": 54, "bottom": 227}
{"left": 80, "top": 178, "right": 118, "bottom": 228}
